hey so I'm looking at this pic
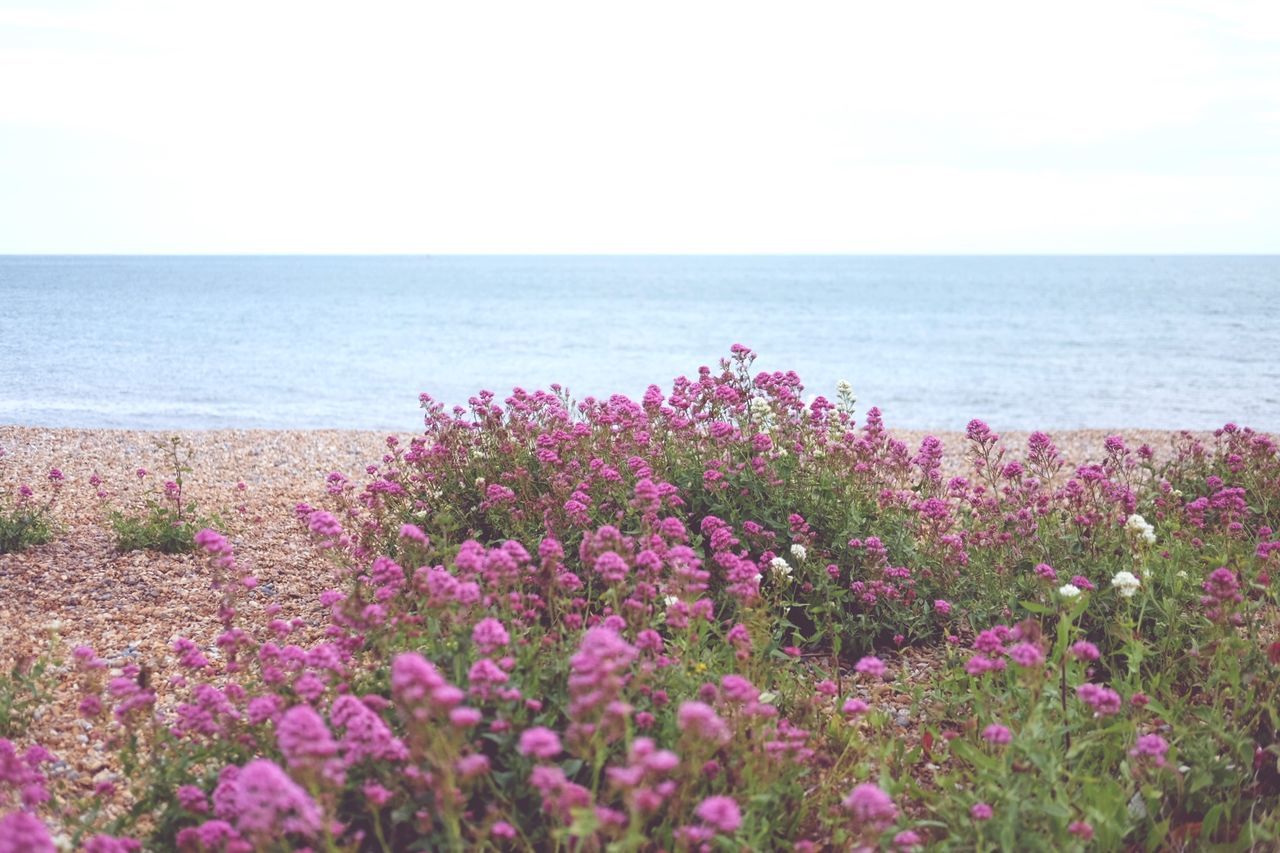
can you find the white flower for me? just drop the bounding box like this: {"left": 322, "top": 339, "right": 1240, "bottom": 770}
{"left": 749, "top": 397, "right": 771, "bottom": 417}
{"left": 1176, "top": 570, "right": 1188, "bottom": 579}
{"left": 790, "top": 543, "right": 807, "bottom": 561}
{"left": 836, "top": 379, "right": 855, "bottom": 398}
{"left": 769, "top": 557, "right": 793, "bottom": 579}
{"left": 1058, "top": 583, "right": 1081, "bottom": 599}
{"left": 1111, "top": 570, "right": 1141, "bottom": 598}
{"left": 664, "top": 595, "right": 680, "bottom": 608}
{"left": 1125, "top": 513, "right": 1156, "bottom": 545}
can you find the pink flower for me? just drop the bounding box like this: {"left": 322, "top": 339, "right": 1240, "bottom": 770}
{"left": 971, "top": 802, "right": 993, "bottom": 820}
{"left": 721, "top": 674, "right": 761, "bottom": 704}
{"left": 1077, "top": 683, "right": 1123, "bottom": 717}
{"left": 934, "top": 599, "right": 952, "bottom": 615}
{"left": 1129, "top": 733, "right": 1169, "bottom": 767}
{"left": 0, "top": 811, "right": 54, "bottom": 853}
{"left": 275, "top": 705, "right": 338, "bottom": 772}
{"left": 843, "top": 782, "right": 898, "bottom": 830}
{"left": 398, "top": 523, "right": 429, "bottom": 545}
{"left": 854, "top": 656, "right": 887, "bottom": 679}
{"left": 1009, "top": 642, "right": 1045, "bottom": 667}
{"left": 981, "top": 724, "right": 1011, "bottom": 745}
{"left": 177, "top": 785, "right": 209, "bottom": 814}
{"left": 1071, "top": 575, "right": 1096, "bottom": 592}
{"left": 695, "top": 795, "right": 742, "bottom": 833}
{"left": 567, "top": 627, "right": 637, "bottom": 720}
{"left": 391, "top": 652, "right": 450, "bottom": 719}
{"left": 232, "top": 759, "right": 323, "bottom": 839}
{"left": 677, "top": 701, "right": 731, "bottom": 745}
{"left": 471, "top": 617, "right": 510, "bottom": 653}
{"left": 518, "top": 727, "right": 563, "bottom": 759}
{"left": 455, "top": 753, "right": 490, "bottom": 779}
{"left": 449, "top": 706, "right": 482, "bottom": 728}
{"left": 842, "top": 698, "right": 869, "bottom": 716}
{"left": 894, "top": 830, "right": 924, "bottom": 850}
{"left": 1070, "top": 641, "right": 1100, "bottom": 661}
{"left": 329, "top": 695, "right": 408, "bottom": 766}
{"left": 1068, "top": 820, "right": 1094, "bottom": 840}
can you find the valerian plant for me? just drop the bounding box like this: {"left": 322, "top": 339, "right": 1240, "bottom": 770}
{"left": 2, "top": 347, "right": 1279, "bottom": 850}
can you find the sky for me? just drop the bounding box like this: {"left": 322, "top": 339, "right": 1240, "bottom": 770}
{"left": 0, "top": 0, "right": 1277, "bottom": 254}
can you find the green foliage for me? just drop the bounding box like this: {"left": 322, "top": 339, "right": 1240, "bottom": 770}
{"left": 0, "top": 501, "right": 53, "bottom": 554}
{"left": 109, "top": 504, "right": 203, "bottom": 554}
{"left": 109, "top": 436, "right": 216, "bottom": 554}
{"left": 0, "top": 645, "right": 55, "bottom": 739}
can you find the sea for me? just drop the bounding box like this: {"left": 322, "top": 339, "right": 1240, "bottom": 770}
{"left": 1, "top": 255, "right": 1277, "bottom": 433}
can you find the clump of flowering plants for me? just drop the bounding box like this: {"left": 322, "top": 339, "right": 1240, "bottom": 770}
{"left": 3, "top": 346, "right": 1280, "bottom": 849}
{"left": 0, "top": 445, "right": 59, "bottom": 555}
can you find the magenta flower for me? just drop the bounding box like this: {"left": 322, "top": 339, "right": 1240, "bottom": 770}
{"left": 398, "top": 523, "right": 429, "bottom": 545}
{"left": 934, "top": 599, "right": 952, "bottom": 615}
{"left": 677, "top": 701, "right": 731, "bottom": 745}
{"left": 971, "top": 802, "right": 993, "bottom": 820}
{"left": 567, "top": 627, "right": 637, "bottom": 720}
{"left": 695, "top": 795, "right": 742, "bottom": 833}
{"left": 330, "top": 695, "right": 408, "bottom": 765}
{"left": 1070, "top": 641, "right": 1100, "bottom": 661}
{"left": 518, "top": 727, "right": 563, "bottom": 759}
{"left": 449, "top": 706, "right": 482, "bottom": 728}
{"left": 1077, "top": 683, "right": 1123, "bottom": 717}
{"left": 1129, "top": 733, "right": 1170, "bottom": 767}
{"left": 391, "top": 652, "right": 451, "bottom": 720}
{"left": 842, "top": 698, "right": 869, "bottom": 716}
{"left": 275, "top": 705, "right": 338, "bottom": 772}
{"left": 894, "top": 830, "right": 924, "bottom": 850}
{"left": 0, "top": 811, "right": 54, "bottom": 853}
{"left": 1009, "top": 643, "right": 1045, "bottom": 668}
{"left": 177, "top": 784, "right": 209, "bottom": 814}
{"left": 1070, "top": 575, "right": 1096, "bottom": 592}
{"left": 471, "top": 618, "right": 511, "bottom": 654}
{"left": 231, "top": 759, "right": 323, "bottom": 839}
{"left": 981, "top": 724, "right": 1011, "bottom": 745}
{"left": 843, "top": 782, "right": 898, "bottom": 830}
{"left": 854, "top": 656, "right": 887, "bottom": 679}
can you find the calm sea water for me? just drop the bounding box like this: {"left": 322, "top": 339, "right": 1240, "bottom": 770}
{"left": 1, "top": 255, "right": 1277, "bottom": 432}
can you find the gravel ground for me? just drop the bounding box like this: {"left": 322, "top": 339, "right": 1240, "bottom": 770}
{"left": 0, "top": 424, "right": 1213, "bottom": 816}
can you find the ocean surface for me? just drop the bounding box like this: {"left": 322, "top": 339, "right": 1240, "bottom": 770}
{"left": 1, "top": 255, "right": 1277, "bottom": 432}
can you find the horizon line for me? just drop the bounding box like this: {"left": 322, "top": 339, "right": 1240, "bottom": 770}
{"left": 3, "top": 252, "right": 1279, "bottom": 258}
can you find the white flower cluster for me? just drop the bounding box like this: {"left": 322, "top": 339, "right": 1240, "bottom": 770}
{"left": 790, "top": 543, "right": 807, "bottom": 561}
{"left": 1125, "top": 513, "right": 1157, "bottom": 545}
{"left": 1058, "top": 583, "right": 1081, "bottom": 599}
{"left": 1111, "top": 570, "right": 1141, "bottom": 598}
{"left": 835, "top": 379, "right": 857, "bottom": 416}
{"left": 749, "top": 397, "right": 771, "bottom": 417}
{"left": 769, "top": 556, "right": 793, "bottom": 579}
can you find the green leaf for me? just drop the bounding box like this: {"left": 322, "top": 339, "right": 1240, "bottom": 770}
{"left": 1202, "top": 802, "right": 1224, "bottom": 841}
{"left": 1040, "top": 801, "right": 1070, "bottom": 819}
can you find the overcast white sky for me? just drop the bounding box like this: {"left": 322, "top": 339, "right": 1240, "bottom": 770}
{"left": 1, "top": 0, "right": 1277, "bottom": 253}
